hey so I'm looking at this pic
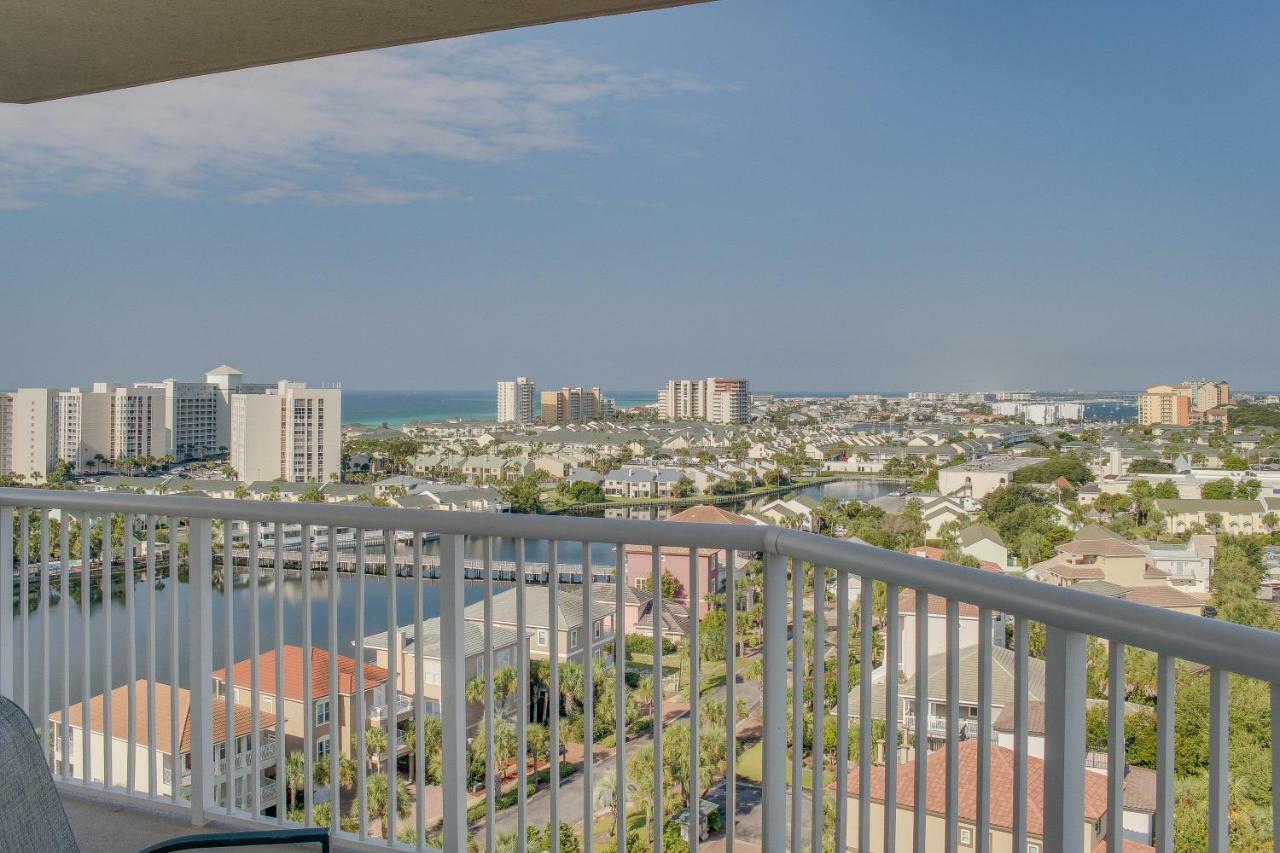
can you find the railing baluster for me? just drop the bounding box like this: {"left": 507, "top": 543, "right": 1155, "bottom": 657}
{"left": 834, "top": 567, "right": 849, "bottom": 853}
{"left": 613, "top": 542, "right": 626, "bottom": 851}
{"left": 810, "top": 563, "right": 824, "bottom": 853}
{"left": 725, "top": 548, "right": 737, "bottom": 853}
{"left": 884, "top": 584, "right": 900, "bottom": 853}
{"left": 39, "top": 509, "right": 51, "bottom": 768}
{"left": 124, "top": 514, "right": 136, "bottom": 791}
{"left": 977, "top": 607, "right": 992, "bottom": 853}
{"left": 413, "top": 531, "right": 425, "bottom": 853}
{"left": 274, "top": 522, "right": 286, "bottom": 826}
{"left": 1043, "top": 627, "right": 1086, "bottom": 852}
{"left": 0, "top": 505, "right": 12, "bottom": 701}
{"left": 913, "top": 591, "right": 928, "bottom": 851}
{"left": 516, "top": 538, "right": 529, "bottom": 853}
{"left": 20, "top": 509, "right": 28, "bottom": 711}
{"left": 945, "top": 599, "right": 958, "bottom": 853}
{"left": 582, "top": 540, "right": 594, "bottom": 853}
{"left": 188, "top": 517, "right": 214, "bottom": 825}
{"left": 761, "top": 549, "right": 787, "bottom": 853}
{"left": 1272, "top": 684, "right": 1279, "bottom": 853}
{"left": 791, "top": 558, "right": 802, "bottom": 853}
{"left": 168, "top": 515, "right": 179, "bottom": 805}
{"left": 859, "top": 576, "right": 873, "bottom": 853}
{"left": 224, "top": 518, "right": 235, "bottom": 814}
{"left": 484, "top": 536, "right": 496, "bottom": 853}
{"left": 550, "top": 540, "right": 561, "bottom": 853}
{"left": 1013, "top": 620, "right": 1029, "bottom": 853}
{"left": 303, "top": 524, "right": 314, "bottom": 826}
{"left": 1107, "top": 642, "right": 1125, "bottom": 852}
{"left": 1208, "top": 668, "right": 1229, "bottom": 853}
{"left": 650, "top": 543, "right": 662, "bottom": 853}
{"left": 250, "top": 525, "right": 261, "bottom": 818}
{"left": 1155, "top": 654, "right": 1175, "bottom": 853}
{"left": 384, "top": 527, "right": 397, "bottom": 846}
{"left": 61, "top": 513, "right": 71, "bottom": 782}
{"left": 440, "top": 532, "right": 467, "bottom": 853}
{"left": 86, "top": 513, "right": 96, "bottom": 787}
{"left": 355, "top": 528, "right": 367, "bottom": 838}
{"left": 327, "top": 529, "right": 339, "bottom": 843}
{"left": 103, "top": 512, "right": 113, "bottom": 791}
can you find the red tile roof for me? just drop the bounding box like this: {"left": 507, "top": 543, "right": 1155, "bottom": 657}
{"left": 665, "top": 504, "right": 759, "bottom": 525}
{"left": 213, "top": 645, "right": 388, "bottom": 699}
{"left": 846, "top": 740, "right": 1110, "bottom": 837}
{"left": 50, "top": 680, "right": 275, "bottom": 755}
{"left": 898, "top": 589, "right": 981, "bottom": 619}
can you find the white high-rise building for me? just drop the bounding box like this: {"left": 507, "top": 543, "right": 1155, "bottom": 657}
{"left": 109, "top": 385, "right": 167, "bottom": 461}
{"left": 0, "top": 393, "right": 13, "bottom": 475}
{"left": 57, "top": 384, "right": 115, "bottom": 470}
{"left": 139, "top": 379, "right": 224, "bottom": 461}
{"left": 497, "top": 377, "right": 537, "bottom": 425}
{"left": 231, "top": 381, "right": 340, "bottom": 483}
{"left": 657, "top": 377, "right": 751, "bottom": 424}
{"left": 8, "top": 388, "right": 60, "bottom": 481}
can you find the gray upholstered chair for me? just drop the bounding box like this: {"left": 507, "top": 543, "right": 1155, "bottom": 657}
{"left": 0, "top": 695, "right": 329, "bottom": 853}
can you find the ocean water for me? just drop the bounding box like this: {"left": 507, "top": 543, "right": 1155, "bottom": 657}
{"left": 343, "top": 390, "right": 658, "bottom": 427}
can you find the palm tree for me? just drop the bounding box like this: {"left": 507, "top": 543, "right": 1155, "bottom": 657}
{"left": 633, "top": 676, "right": 654, "bottom": 719}
{"left": 626, "top": 744, "right": 656, "bottom": 843}
{"left": 285, "top": 750, "right": 306, "bottom": 810}
{"left": 526, "top": 723, "right": 550, "bottom": 777}
{"left": 362, "top": 726, "right": 389, "bottom": 771}
{"left": 365, "top": 773, "right": 412, "bottom": 839}
{"left": 592, "top": 773, "right": 617, "bottom": 831}
{"left": 558, "top": 661, "right": 584, "bottom": 717}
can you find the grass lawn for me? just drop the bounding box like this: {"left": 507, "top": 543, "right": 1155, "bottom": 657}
{"left": 736, "top": 742, "right": 763, "bottom": 783}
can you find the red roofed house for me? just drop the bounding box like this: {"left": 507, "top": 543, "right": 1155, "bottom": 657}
{"left": 845, "top": 739, "right": 1145, "bottom": 853}
{"left": 49, "top": 680, "right": 280, "bottom": 813}
{"left": 897, "top": 588, "right": 1007, "bottom": 679}
{"left": 214, "top": 645, "right": 391, "bottom": 764}
{"left": 623, "top": 504, "right": 758, "bottom": 618}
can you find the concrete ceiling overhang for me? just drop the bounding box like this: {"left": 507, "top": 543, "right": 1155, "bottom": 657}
{"left": 1, "top": 0, "right": 709, "bottom": 104}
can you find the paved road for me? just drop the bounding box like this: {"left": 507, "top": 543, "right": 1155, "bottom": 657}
{"left": 473, "top": 665, "right": 766, "bottom": 841}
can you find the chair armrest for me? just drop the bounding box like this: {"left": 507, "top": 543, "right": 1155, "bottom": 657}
{"left": 139, "top": 827, "right": 330, "bottom": 853}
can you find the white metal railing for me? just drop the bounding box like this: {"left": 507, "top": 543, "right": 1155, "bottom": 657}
{"left": 370, "top": 693, "right": 413, "bottom": 723}
{"left": 4, "top": 487, "right": 1280, "bottom": 853}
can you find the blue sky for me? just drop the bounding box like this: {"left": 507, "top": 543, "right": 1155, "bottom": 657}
{"left": 2, "top": 1, "right": 1278, "bottom": 392}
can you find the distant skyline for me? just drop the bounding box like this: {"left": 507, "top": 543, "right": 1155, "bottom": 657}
{"left": 3, "top": 1, "right": 1279, "bottom": 390}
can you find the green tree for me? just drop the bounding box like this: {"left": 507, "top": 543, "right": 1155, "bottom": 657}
{"left": 504, "top": 475, "right": 544, "bottom": 514}
{"left": 1200, "top": 478, "right": 1236, "bottom": 500}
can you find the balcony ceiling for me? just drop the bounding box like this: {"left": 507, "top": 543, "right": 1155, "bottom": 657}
{"left": 0, "top": 0, "right": 709, "bottom": 104}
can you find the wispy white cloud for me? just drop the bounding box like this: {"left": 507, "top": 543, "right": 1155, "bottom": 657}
{"left": 0, "top": 39, "right": 724, "bottom": 207}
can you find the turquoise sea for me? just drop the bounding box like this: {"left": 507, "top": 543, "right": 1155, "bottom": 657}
{"left": 342, "top": 390, "right": 658, "bottom": 427}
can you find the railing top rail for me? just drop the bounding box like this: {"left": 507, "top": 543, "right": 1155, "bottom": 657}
{"left": 774, "top": 529, "right": 1280, "bottom": 685}
{"left": 5, "top": 486, "right": 1280, "bottom": 682}
{"left": 0, "top": 488, "right": 774, "bottom": 551}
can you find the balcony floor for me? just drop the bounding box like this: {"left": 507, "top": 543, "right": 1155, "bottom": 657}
{"left": 63, "top": 791, "right": 318, "bottom": 853}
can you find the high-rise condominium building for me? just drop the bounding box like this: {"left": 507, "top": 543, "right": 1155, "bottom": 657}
{"left": 57, "top": 384, "right": 171, "bottom": 467}
{"left": 540, "top": 386, "right": 609, "bottom": 424}
{"left": 497, "top": 378, "right": 537, "bottom": 425}
{"left": 7, "top": 388, "right": 59, "bottom": 481}
{"left": 0, "top": 393, "right": 13, "bottom": 475}
{"left": 1139, "top": 379, "right": 1230, "bottom": 427}
{"left": 657, "top": 378, "right": 751, "bottom": 424}
{"left": 231, "top": 381, "right": 340, "bottom": 483}
{"left": 1139, "top": 385, "right": 1193, "bottom": 427}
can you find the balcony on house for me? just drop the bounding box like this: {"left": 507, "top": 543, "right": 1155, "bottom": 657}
{"left": 4, "top": 486, "right": 1280, "bottom": 852}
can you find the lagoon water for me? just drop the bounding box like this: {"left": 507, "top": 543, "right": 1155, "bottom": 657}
{"left": 11, "top": 479, "right": 896, "bottom": 718}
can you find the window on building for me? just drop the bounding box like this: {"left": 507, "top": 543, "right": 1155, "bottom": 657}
{"left": 959, "top": 826, "right": 973, "bottom": 847}
{"left": 316, "top": 736, "right": 331, "bottom": 761}
{"left": 315, "top": 699, "right": 331, "bottom": 726}
{"left": 537, "top": 630, "right": 547, "bottom": 647}
{"left": 570, "top": 629, "right": 578, "bottom": 647}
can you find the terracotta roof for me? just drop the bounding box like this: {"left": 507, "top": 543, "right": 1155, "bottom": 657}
{"left": 50, "top": 680, "right": 274, "bottom": 755}
{"left": 665, "top": 504, "right": 759, "bottom": 526}
{"left": 1058, "top": 538, "right": 1147, "bottom": 558}
{"left": 992, "top": 699, "right": 1047, "bottom": 736}
{"left": 1032, "top": 556, "right": 1106, "bottom": 581}
{"left": 213, "top": 645, "right": 388, "bottom": 699}
{"left": 1093, "top": 840, "right": 1155, "bottom": 853}
{"left": 846, "top": 740, "right": 1109, "bottom": 837}
{"left": 898, "top": 589, "right": 981, "bottom": 619}
{"left": 1121, "top": 585, "right": 1204, "bottom": 610}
